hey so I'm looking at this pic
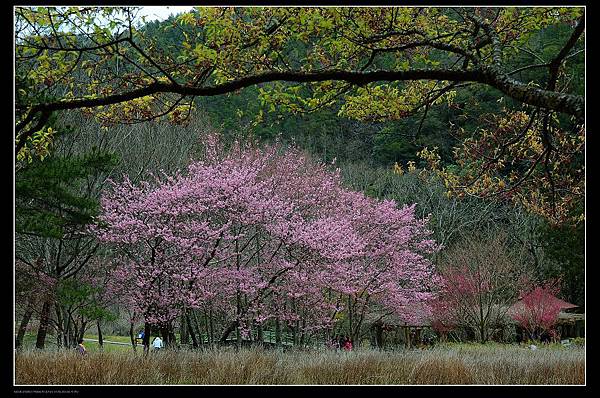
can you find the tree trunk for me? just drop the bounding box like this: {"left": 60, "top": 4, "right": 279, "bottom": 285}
{"left": 97, "top": 320, "right": 103, "bottom": 348}
{"left": 142, "top": 322, "right": 151, "bottom": 354}
{"left": 203, "top": 311, "right": 211, "bottom": 346}
{"left": 479, "top": 322, "right": 487, "bottom": 343}
{"left": 186, "top": 311, "right": 199, "bottom": 349}
{"left": 255, "top": 233, "right": 262, "bottom": 348}
{"left": 219, "top": 320, "right": 239, "bottom": 343}
{"left": 373, "top": 321, "right": 384, "bottom": 349}
{"left": 292, "top": 300, "right": 298, "bottom": 346}
{"left": 299, "top": 329, "right": 304, "bottom": 346}
{"left": 353, "top": 296, "right": 370, "bottom": 346}
{"left": 236, "top": 324, "right": 241, "bottom": 350}
{"left": 160, "top": 326, "right": 168, "bottom": 344}
{"left": 169, "top": 327, "right": 177, "bottom": 349}
{"left": 159, "top": 322, "right": 176, "bottom": 348}
{"left": 77, "top": 319, "right": 87, "bottom": 342}
{"left": 55, "top": 306, "right": 63, "bottom": 349}
{"left": 180, "top": 314, "right": 189, "bottom": 345}
{"left": 348, "top": 295, "right": 353, "bottom": 341}
{"left": 63, "top": 308, "right": 71, "bottom": 348}
{"left": 15, "top": 300, "right": 36, "bottom": 349}
{"left": 275, "top": 318, "right": 281, "bottom": 347}
{"left": 68, "top": 312, "right": 77, "bottom": 347}
{"left": 257, "top": 323, "right": 263, "bottom": 346}
{"left": 235, "top": 237, "right": 241, "bottom": 350}
{"left": 292, "top": 323, "right": 298, "bottom": 346}
{"left": 35, "top": 298, "right": 52, "bottom": 349}
{"left": 129, "top": 322, "right": 137, "bottom": 352}
{"left": 192, "top": 310, "right": 203, "bottom": 346}
{"left": 208, "top": 307, "right": 214, "bottom": 345}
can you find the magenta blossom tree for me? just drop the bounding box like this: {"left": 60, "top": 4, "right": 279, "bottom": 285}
{"left": 510, "top": 279, "right": 567, "bottom": 341}
{"left": 94, "top": 135, "right": 439, "bottom": 347}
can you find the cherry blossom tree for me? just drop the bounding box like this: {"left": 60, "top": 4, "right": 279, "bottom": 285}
{"left": 94, "top": 136, "right": 439, "bottom": 348}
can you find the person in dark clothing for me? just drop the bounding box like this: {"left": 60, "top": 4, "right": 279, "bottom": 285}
{"left": 76, "top": 339, "right": 87, "bottom": 355}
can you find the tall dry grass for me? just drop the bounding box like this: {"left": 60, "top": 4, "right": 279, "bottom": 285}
{"left": 15, "top": 345, "right": 584, "bottom": 385}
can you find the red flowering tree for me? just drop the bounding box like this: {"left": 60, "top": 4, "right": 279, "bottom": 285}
{"left": 429, "top": 297, "right": 456, "bottom": 341}
{"left": 429, "top": 234, "right": 529, "bottom": 343}
{"left": 510, "top": 280, "right": 566, "bottom": 341}
{"left": 94, "top": 136, "right": 439, "bottom": 348}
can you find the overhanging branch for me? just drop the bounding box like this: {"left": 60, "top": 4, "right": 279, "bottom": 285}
{"left": 15, "top": 67, "right": 584, "bottom": 154}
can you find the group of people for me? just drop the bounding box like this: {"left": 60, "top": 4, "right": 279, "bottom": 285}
{"left": 151, "top": 336, "right": 164, "bottom": 351}
{"left": 138, "top": 330, "right": 164, "bottom": 351}
{"left": 75, "top": 333, "right": 164, "bottom": 356}
{"left": 331, "top": 335, "right": 353, "bottom": 351}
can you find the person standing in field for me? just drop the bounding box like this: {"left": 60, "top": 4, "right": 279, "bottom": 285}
{"left": 343, "top": 336, "right": 353, "bottom": 351}
{"left": 76, "top": 339, "right": 87, "bottom": 355}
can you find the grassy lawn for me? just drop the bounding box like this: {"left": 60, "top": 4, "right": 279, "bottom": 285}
{"left": 15, "top": 344, "right": 584, "bottom": 385}
{"left": 82, "top": 334, "right": 133, "bottom": 353}
{"left": 83, "top": 334, "right": 132, "bottom": 344}
{"left": 18, "top": 333, "right": 134, "bottom": 353}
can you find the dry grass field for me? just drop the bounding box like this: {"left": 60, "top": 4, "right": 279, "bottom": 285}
{"left": 15, "top": 344, "right": 585, "bottom": 385}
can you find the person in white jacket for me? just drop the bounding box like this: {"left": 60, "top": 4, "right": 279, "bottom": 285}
{"left": 152, "top": 336, "right": 164, "bottom": 351}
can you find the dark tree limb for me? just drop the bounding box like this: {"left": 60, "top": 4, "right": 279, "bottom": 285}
{"left": 16, "top": 109, "right": 53, "bottom": 156}
{"left": 18, "top": 68, "right": 584, "bottom": 120}
{"left": 15, "top": 38, "right": 585, "bottom": 155}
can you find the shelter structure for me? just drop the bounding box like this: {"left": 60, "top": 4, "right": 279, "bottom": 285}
{"left": 509, "top": 295, "right": 584, "bottom": 341}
